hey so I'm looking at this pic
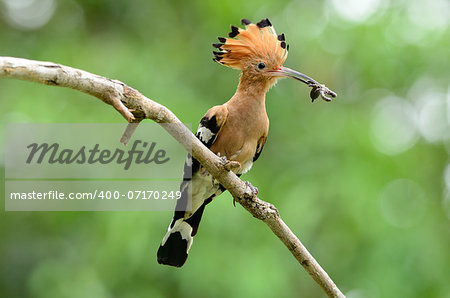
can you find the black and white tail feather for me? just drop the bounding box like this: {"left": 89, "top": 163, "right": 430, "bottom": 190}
{"left": 157, "top": 113, "right": 224, "bottom": 267}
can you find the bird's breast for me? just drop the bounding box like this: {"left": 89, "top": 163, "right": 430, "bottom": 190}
{"left": 210, "top": 103, "right": 268, "bottom": 171}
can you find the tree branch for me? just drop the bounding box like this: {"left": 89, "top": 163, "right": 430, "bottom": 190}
{"left": 0, "top": 56, "right": 345, "bottom": 298}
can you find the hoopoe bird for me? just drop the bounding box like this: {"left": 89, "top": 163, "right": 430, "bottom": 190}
{"left": 157, "top": 18, "right": 336, "bottom": 267}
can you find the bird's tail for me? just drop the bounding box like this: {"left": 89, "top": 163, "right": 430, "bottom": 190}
{"left": 157, "top": 218, "right": 193, "bottom": 267}
{"left": 157, "top": 203, "right": 207, "bottom": 267}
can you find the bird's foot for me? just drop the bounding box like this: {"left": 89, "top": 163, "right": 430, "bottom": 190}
{"left": 234, "top": 181, "right": 258, "bottom": 206}
{"left": 233, "top": 181, "right": 258, "bottom": 206}
{"left": 219, "top": 156, "right": 241, "bottom": 172}
{"left": 309, "top": 83, "right": 337, "bottom": 102}
{"left": 245, "top": 181, "right": 259, "bottom": 197}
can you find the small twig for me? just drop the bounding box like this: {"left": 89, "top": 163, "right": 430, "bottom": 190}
{"left": 0, "top": 56, "right": 345, "bottom": 298}
{"left": 120, "top": 122, "right": 141, "bottom": 145}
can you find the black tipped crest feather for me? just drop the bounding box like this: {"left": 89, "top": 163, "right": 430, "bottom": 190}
{"left": 228, "top": 25, "right": 240, "bottom": 38}
{"left": 212, "top": 18, "right": 288, "bottom": 69}
{"left": 256, "top": 18, "right": 272, "bottom": 28}
{"left": 241, "top": 18, "right": 252, "bottom": 25}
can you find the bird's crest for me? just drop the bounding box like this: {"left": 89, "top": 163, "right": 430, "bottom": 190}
{"left": 213, "top": 18, "right": 288, "bottom": 70}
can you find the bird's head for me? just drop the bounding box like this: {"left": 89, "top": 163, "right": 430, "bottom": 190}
{"left": 213, "top": 18, "right": 337, "bottom": 101}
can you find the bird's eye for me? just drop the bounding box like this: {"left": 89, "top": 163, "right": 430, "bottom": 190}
{"left": 257, "top": 62, "right": 266, "bottom": 70}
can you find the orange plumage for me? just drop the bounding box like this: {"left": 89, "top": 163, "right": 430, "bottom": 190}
{"left": 213, "top": 18, "right": 288, "bottom": 70}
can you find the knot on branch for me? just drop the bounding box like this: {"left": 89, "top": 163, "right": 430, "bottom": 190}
{"left": 240, "top": 196, "right": 279, "bottom": 221}
{"left": 255, "top": 200, "right": 279, "bottom": 221}
{"left": 127, "top": 108, "right": 146, "bottom": 120}
{"left": 45, "top": 78, "right": 58, "bottom": 86}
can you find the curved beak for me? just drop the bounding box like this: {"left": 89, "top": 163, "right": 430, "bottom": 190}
{"left": 272, "top": 66, "right": 337, "bottom": 102}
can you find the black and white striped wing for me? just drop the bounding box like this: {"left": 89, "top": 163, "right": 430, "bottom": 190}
{"left": 173, "top": 106, "right": 229, "bottom": 221}
{"left": 157, "top": 106, "right": 229, "bottom": 267}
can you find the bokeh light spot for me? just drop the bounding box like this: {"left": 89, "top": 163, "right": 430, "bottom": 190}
{"left": 329, "top": 0, "right": 381, "bottom": 23}
{"left": 2, "top": 0, "right": 56, "bottom": 30}
{"left": 408, "top": 77, "right": 450, "bottom": 143}
{"left": 415, "top": 92, "right": 449, "bottom": 143}
{"left": 370, "top": 96, "right": 419, "bottom": 155}
{"left": 407, "top": 0, "right": 449, "bottom": 31}
{"left": 379, "top": 179, "right": 427, "bottom": 228}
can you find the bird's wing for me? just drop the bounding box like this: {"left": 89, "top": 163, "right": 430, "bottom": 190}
{"left": 252, "top": 135, "right": 267, "bottom": 162}
{"left": 157, "top": 105, "right": 229, "bottom": 267}
{"left": 174, "top": 105, "right": 229, "bottom": 220}
{"left": 181, "top": 104, "right": 229, "bottom": 177}
{"left": 195, "top": 105, "right": 229, "bottom": 148}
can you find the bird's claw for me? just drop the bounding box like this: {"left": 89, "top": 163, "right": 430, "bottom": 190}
{"left": 244, "top": 181, "right": 258, "bottom": 196}
{"left": 309, "top": 83, "right": 337, "bottom": 102}
{"left": 220, "top": 156, "right": 241, "bottom": 172}
{"left": 233, "top": 181, "right": 258, "bottom": 207}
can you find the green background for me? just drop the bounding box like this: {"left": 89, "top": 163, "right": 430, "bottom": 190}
{"left": 1, "top": 0, "right": 449, "bottom": 297}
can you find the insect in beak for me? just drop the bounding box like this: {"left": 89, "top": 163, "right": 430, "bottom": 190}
{"left": 272, "top": 67, "right": 337, "bottom": 102}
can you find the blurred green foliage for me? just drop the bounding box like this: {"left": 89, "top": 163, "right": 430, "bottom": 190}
{"left": 1, "top": 0, "right": 449, "bottom": 297}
